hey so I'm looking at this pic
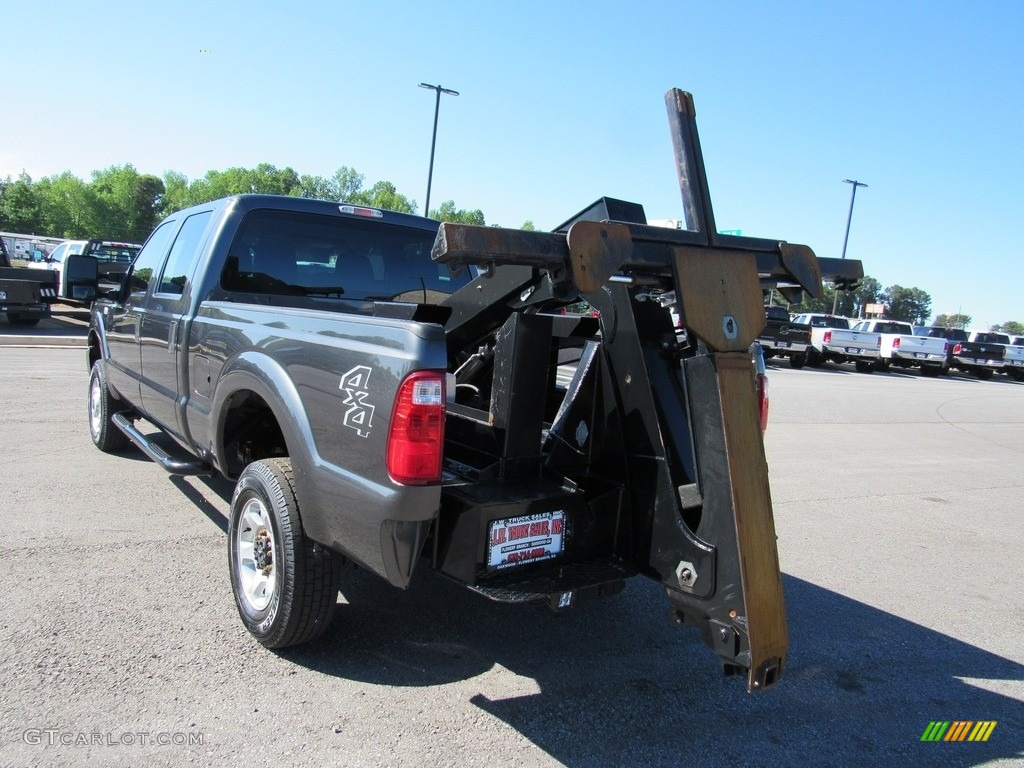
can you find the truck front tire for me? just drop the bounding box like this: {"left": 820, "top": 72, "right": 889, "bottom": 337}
{"left": 229, "top": 458, "right": 340, "bottom": 648}
{"left": 88, "top": 361, "right": 128, "bottom": 452}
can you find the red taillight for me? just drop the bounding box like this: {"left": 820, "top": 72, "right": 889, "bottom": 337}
{"left": 387, "top": 372, "right": 445, "bottom": 485}
{"left": 892, "top": 337, "right": 900, "bottom": 349}
{"left": 756, "top": 372, "right": 769, "bottom": 433}
{"left": 823, "top": 331, "right": 832, "bottom": 343}
{"left": 953, "top": 343, "right": 962, "bottom": 355}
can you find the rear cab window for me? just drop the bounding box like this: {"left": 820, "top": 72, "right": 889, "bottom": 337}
{"left": 220, "top": 209, "right": 468, "bottom": 304}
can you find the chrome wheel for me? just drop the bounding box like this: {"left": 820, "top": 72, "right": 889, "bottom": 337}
{"left": 89, "top": 375, "right": 103, "bottom": 441}
{"left": 236, "top": 498, "right": 277, "bottom": 612}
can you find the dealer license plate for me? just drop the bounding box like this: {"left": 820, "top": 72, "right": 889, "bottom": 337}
{"left": 776, "top": 341, "right": 789, "bottom": 348}
{"left": 845, "top": 347, "right": 861, "bottom": 354}
{"left": 914, "top": 352, "right": 926, "bottom": 358}
{"left": 488, "top": 510, "right": 565, "bottom": 569}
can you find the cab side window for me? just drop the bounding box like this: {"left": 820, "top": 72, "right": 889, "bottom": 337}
{"left": 128, "top": 221, "right": 178, "bottom": 302}
{"left": 156, "top": 211, "right": 212, "bottom": 296}
{"left": 49, "top": 244, "right": 68, "bottom": 265}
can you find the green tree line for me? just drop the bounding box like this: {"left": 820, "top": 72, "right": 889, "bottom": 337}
{"left": 0, "top": 163, "right": 510, "bottom": 244}
{"left": 1, "top": 164, "right": 1015, "bottom": 330}
{"left": 792, "top": 276, "right": 934, "bottom": 326}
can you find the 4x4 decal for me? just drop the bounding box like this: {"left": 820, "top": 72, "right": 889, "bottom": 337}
{"left": 339, "top": 365, "right": 375, "bottom": 438}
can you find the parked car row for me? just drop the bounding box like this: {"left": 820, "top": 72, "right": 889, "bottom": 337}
{"left": 759, "top": 311, "right": 1023, "bottom": 381}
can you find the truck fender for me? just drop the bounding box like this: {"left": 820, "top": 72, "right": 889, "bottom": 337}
{"left": 89, "top": 313, "right": 111, "bottom": 364}
{"left": 210, "top": 351, "right": 316, "bottom": 486}
{"left": 209, "top": 350, "right": 428, "bottom": 585}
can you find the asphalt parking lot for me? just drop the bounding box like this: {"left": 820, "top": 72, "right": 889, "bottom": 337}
{"left": 0, "top": 337, "right": 1021, "bottom": 767}
{"left": 0, "top": 307, "right": 91, "bottom": 347}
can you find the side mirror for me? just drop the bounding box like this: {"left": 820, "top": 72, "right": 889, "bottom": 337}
{"left": 63, "top": 255, "right": 100, "bottom": 302}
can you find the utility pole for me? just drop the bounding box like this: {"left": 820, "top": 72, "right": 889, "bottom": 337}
{"left": 831, "top": 179, "right": 868, "bottom": 315}
{"left": 419, "top": 83, "right": 459, "bottom": 218}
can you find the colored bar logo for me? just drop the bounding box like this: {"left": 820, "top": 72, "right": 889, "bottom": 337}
{"left": 921, "top": 721, "right": 997, "bottom": 742}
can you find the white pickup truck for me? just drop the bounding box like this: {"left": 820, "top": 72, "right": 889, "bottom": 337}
{"left": 851, "top": 319, "right": 948, "bottom": 376}
{"left": 792, "top": 312, "right": 881, "bottom": 372}
{"left": 1009, "top": 337, "right": 1024, "bottom": 381}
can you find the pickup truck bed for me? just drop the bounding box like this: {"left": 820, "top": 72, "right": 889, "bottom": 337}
{"left": 792, "top": 313, "right": 881, "bottom": 372}
{"left": 852, "top": 319, "right": 948, "bottom": 376}
{"left": 923, "top": 327, "right": 1004, "bottom": 379}
{"left": 1004, "top": 337, "right": 1024, "bottom": 381}
{"left": 0, "top": 238, "right": 59, "bottom": 325}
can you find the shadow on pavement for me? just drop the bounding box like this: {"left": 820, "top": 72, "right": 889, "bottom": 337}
{"left": 272, "top": 569, "right": 1022, "bottom": 767}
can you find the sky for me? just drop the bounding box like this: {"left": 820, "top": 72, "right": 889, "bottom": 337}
{"left": 4, "top": 0, "right": 1023, "bottom": 328}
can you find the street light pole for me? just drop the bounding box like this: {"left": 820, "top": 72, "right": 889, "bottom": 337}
{"left": 831, "top": 178, "right": 868, "bottom": 315}
{"left": 419, "top": 82, "right": 459, "bottom": 218}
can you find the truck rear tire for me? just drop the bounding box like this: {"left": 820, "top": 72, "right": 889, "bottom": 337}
{"left": 854, "top": 360, "right": 875, "bottom": 373}
{"left": 88, "top": 361, "right": 129, "bottom": 452}
{"left": 229, "top": 458, "right": 340, "bottom": 649}
{"left": 789, "top": 352, "right": 807, "bottom": 369}
{"left": 6, "top": 312, "right": 40, "bottom": 327}
{"left": 976, "top": 369, "right": 994, "bottom": 381}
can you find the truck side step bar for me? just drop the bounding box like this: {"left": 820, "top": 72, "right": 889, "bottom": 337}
{"left": 112, "top": 413, "right": 212, "bottom": 476}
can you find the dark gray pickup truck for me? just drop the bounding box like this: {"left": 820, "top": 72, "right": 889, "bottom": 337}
{"left": 921, "top": 327, "right": 1005, "bottom": 379}
{"left": 84, "top": 90, "right": 864, "bottom": 691}
{"left": 757, "top": 305, "right": 811, "bottom": 368}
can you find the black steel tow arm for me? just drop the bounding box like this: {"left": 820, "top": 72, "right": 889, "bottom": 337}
{"left": 431, "top": 89, "right": 863, "bottom": 692}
